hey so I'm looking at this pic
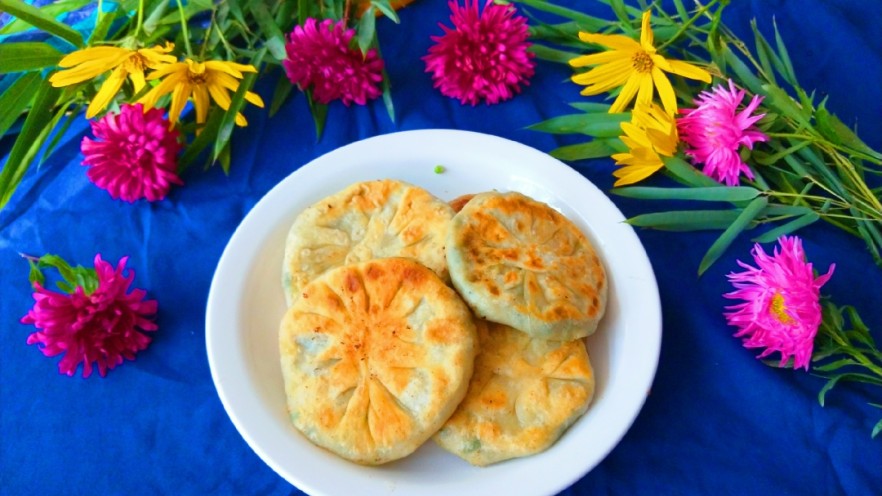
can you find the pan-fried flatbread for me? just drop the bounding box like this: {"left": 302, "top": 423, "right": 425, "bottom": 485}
{"left": 446, "top": 191, "right": 607, "bottom": 341}
{"left": 283, "top": 179, "right": 454, "bottom": 306}
{"left": 434, "top": 319, "right": 595, "bottom": 466}
{"left": 279, "top": 258, "right": 478, "bottom": 465}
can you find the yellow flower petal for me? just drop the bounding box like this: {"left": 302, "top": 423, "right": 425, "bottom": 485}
{"left": 651, "top": 67, "right": 678, "bottom": 115}
{"left": 569, "top": 50, "right": 628, "bottom": 68}
{"left": 613, "top": 160, "right": 662, "bottom": 186}
{"left": 139, "top": 72, "right": 182, "bottom": 110}
{"left": 244, "top": 91, "right": 265, "bottom": 108}
{"left": 572, "top": 58, "right": 633, "bottom": 86}
{"left": 204, "top": 60, "right": 257, "bottom": 79}
{"left": 86, "top": 66, "right": 127, "bottom": 118}
{"left": 234, "top": 112, "right": 248, "bottom": 126}
{"left": 169, "top": 81, "right": 191, "bottom": 125}
{"left": 129, "top": 68, "right": 147, "bottom": 93}
{"left": 207, "top": 82, "right": 232, "bottom": 111}
{"left": 577, "top": 32, "right": 641, "bottom": 51}
{"left": 146, "top": 61, "right": 188, "bottom": 80}
{"left": 609, "top": 74, "right": 642, "bottom": 113}
{"left": 636, "top": 73, "right": 654, "bottom": 107}
{"left": 639, "top": 11, "right": 654, "bottom": 50}
{"left": 56, "top": 46, "right": 129, "bottom": 68}
{"left": 664, "top": 59, "right": 712, "bottom": 83}
{"left": 192, "top": 85, "right": 210, "bottom": 124}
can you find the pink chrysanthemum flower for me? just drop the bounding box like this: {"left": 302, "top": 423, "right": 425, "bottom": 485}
{"left": 283, "top": 18, "right": 384, "bottom": 106}
{"left": 81, "top": 103, "right": 182, "bottom": 202}
{"left": 21, "top": 255, "right": 158, "bottom": 378}
{"left": 423, "top": 0, "right": 535, "bottom": 106}
{"left": 677, "top": 79, "right": 768, "bottom": 186}
{"left": 723, "top": 236, "right": 835, "bottom": 370}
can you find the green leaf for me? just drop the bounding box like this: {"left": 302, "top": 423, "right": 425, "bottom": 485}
{"left": 627, "top": 210, "right": 742, "bottom": 231}
{"left": 269, "top": 72, "right": 294, "bottom": 117}
{"left": 0, "top": 77, "right": 60, "bottom": 210}
{"left": 815, "top": 105, "right": 882, "bottom": 161}
{"left": 662, "top": 156, "right": 720, "bottom": 187}
{"left": 569, "top": 102, "right": 612, "bottom": 113}
{"left": 142, "top": 0, "right": 171, "bottom": 35}
{"left": 872, "top": 418, "right": 882, "bottom": 439}
{"left": 0, "top": 42, "right": 63, "bottom": 74}
{"left": 213, "top": 48, "right": 265, "bottom": 164}
{"left": 179, "top": 108, "right": 223, "bottom": 172}
{"left": 0, "top": 72, "right": 41, "bottom": 138}
{"left": 549, "top": 139, "right": 618, "bottom": 161}
{"left": 762, "top": 84, "right": 812, "bottom": 129}
{"left": 698, "top": 196, "right": 769, "bottom": 274}
{"left": 751, "top": 211, "right": 820, "bottom": 243}
{"left": 813, "top": 358, "right": 860, "bottom": 373}
{"left": 0, "top": 0, "right": 83, "bottom": 47}
{"left": 26, "top": 257, "right": 45, "bottom": 287}
{"left": 356, "top": 6, "right": 377, "bottom": 55}
{"left": 526, "top": 112, "right": 629, "bottom": 138}
{"left": 0, "top": 0, "right": 92, "bottom": 35}
{"left": 753, "top": 139, "right": 812, "bottom": 166}
{"left": 612, "top": 186, "right": 762, "bottom": 202}
{"left": 818, "top": 374, "right": 843, "bottom": 407}
{"left": 721, "top": 44, "right": 763, "bottom": 95}
{"left": 513, "top": 0, "right": 610, "bottom": 31}
{"left": 307, "top": 90, "right": 328, "bottom": 140}
{"left": 249, "top": 1, "right": 287, "bottom": 61}
{"left": 772, "top": 18, "right": 797, "bottom": 85}
{"left": 371, "top": 0, "right": 400, "bottom": 23}
{"left": 529, "top": 44, "right": 581, "bottom": 65}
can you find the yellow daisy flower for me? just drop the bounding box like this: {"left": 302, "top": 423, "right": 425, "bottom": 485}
{"left": 139, "top": 58, "right": 265, "bottom": 127}
{"left": 611, "top": 103, "right": 679, "bottom": 186}
{"left": 48, "top": 43, "right": 176, "bottom": 118}
{"left": 569, "top": 10, "right": 712, "bottom": 115}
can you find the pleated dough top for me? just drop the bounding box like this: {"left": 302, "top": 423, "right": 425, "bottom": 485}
{"left": 279, "top": 258, "right": 478, "bottom": 465}
{"left": 446, "top": 191, "right": 608, "bottom": 341}
{"left": 434, "top": 319, "right": 595, "bottom": 466}
{"left": 283, "top": 179, "right": 454, "bottom": 305}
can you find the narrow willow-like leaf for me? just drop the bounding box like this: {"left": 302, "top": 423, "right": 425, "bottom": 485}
{"left": 612, "top": 186, "right": 761, "bottom": 202}
{"left": 818, "top": 374, "right": 842, "bottom": 407}
{"left": 371, "top": 0, "right": 400, "bottom": 23}
{"left": 179, "top": 108, "right": 223, "bottom": 172}
{"left": 213, "top": 49, "right": 265, "bottom": 162}
{"left": 549, "top": 139, "right": 618, "bottom": 161}
{"left": 608, "top": 0, "right": 635, "bottom": 36}
{"left": 662, "top": 156, "right": 720, "bottom": 187}
{"left": 0, "top": 78, "right": 60, "bottom": 209}
{"left": 0, "top": 0, "right": 91, "bottom": 35}
{"left": 722, "top": 45, "right": 763, "bottom": 95}
{"left": 569, "top": 102, "right": 613, "bottom": 113}
{"left": 627, "top": 210, "right": 742, "bottom": 231}
{"left": 89, "top": 4, "right": 123, "bottom": 43}
{"left": 751, "top": 211, "right": 819, "bottom": 243}
{"left": 698, "top": 196, "right": 769, "bottom": 274}
{"left": 356, "top": 6, "right": 376, "bottom": 55}
{"left": 529, "top": 44, "right": 581, "bottom": 65}
{"left": 39, "top": 100, "right": 75, "bottom": 165}
{"left": 0, "top": 0, "right": 83, "bottom": 47}
{"left": 0, "top": 72, "right": 40, "bottom": 138}
{"left": 306, "top": 89, "right": 328, "bottom": 141}
{"left": 670, "top": 0, "right": 689, "bottom": 22}
{"left": 142, "top": 0, "right": 171, "bottom": 35}
{"left": 814, "top": 358, "right": 860, "bottom": 373}
{"left": 772, "top": 18, "right": 797, "bottom": 85}
{"left": 750, "top": 22, "right": 777, "bottom": 84}
{"left": 526, "top": 112, "right": 628, "bottom": 138}
{"left": 753, "top": 139, "right": 812, "bottom": 165}
{"left": 873, "top": 418, "right": 882, "bottom": 439}
{"left": 762, "top": 84, "right": 812, "bottom": 129}
{"left": 217, "top": 140, "right": 232, "bottom": 174}
{"left": 0, "top": 42, "right": 63, "bottom": 74}
{"left": 249, "top": 2, "right": 287, "bottom": 60}
{"left": 513, "top": 0, "right": 609, "bottom": 31}
{"left": 816, "top": 107, "right": 881, "bottom": 161}
{"left": 269, "top": 71, "right": 294, "bottom": 117}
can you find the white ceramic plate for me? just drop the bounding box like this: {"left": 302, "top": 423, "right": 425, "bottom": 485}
{"left": 206, "top": 129, "right": 661, "bottom": 496}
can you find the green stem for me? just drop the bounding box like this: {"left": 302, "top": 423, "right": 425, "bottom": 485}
{"left": 657, "top": 0, "right": 719, "bottom": 52}
{"left": 135, "top": 0, "right": 144, "bottom": 37}
{"left": 177, "top": 0, "right": 193, "bottom": 57}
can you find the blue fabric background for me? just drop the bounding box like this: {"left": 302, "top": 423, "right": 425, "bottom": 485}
{"left": 2, "top": 0, "right": 881, "bottom": 494}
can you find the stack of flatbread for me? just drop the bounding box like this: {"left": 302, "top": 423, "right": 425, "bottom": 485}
{"left": 278, "top": 179, "right": 607, "bottom": 467}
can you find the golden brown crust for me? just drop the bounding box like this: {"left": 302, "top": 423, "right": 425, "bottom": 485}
{"left": 279, "top": 258, "right": 478, "bottom": 465}
{"left": 449, "top": 193, "right": 476, "bottom": 213}
{"left": 446, "top": 191, "right": 607, "bottom": 340}
{"left": 433, "top": 320, "right": 595, "bottom": 466}
{"left": 283, "top": 179, "right": 454, "bottom": 306}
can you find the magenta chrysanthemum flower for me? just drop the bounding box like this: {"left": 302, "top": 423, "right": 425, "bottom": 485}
{"left": 81, "top": 103, "right": 182, "bottom": 202}
{"left": 283, "top": 18, "right": 384, "bottom": 106}
{"left": 723, "top": 236, "right": 835, "bottom": 370}
{"left": 20, "top": 255, "right": 158, "bottom": 378}
{"left": 423, "top": 0, "right": 535, "bottom": 106}
{"left": 677, "top": 79, "right": 769, "bottom": 186}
